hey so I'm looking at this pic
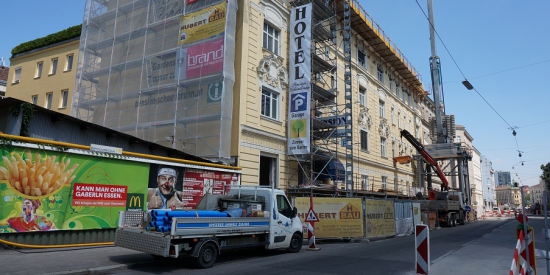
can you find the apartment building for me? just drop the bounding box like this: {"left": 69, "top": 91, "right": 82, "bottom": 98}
{"left": 6, "top": 28, "right": 79, "bottom": 115}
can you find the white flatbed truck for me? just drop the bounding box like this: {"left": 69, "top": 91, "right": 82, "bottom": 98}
{"left": 114, "top": 186, "right": 303, "bottom": 268}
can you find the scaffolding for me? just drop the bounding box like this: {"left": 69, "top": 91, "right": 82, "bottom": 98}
{"left": 72, "top": 0, "right": 237, "bottom": 162}
{"left": 288, "top": 0, "right": 429, "bottom": 198}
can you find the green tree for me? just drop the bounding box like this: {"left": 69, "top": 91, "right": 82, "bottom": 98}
{"left": 292, "top": 120, "right": 305, "bottom": 137}
{"left": 541, "top": 163, "right": 550, "bottom": 189}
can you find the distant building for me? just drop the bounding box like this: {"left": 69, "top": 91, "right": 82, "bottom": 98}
{"left": 495, "top": 185, "right": 521, "bottom": 208}
{"left": 6, "top": 26, "right": 80, "bottom": 116}
{"left": 0, "top": 58, "right": 8, "bottom": 99}
{"left": 495, "top": 171, "right": 512, "bottom": 186}
{"left": 480, "top": 155, "right": 496, "bottom": 209}
{"left": 531, "top": 179, "right": 546, "bottom": 206}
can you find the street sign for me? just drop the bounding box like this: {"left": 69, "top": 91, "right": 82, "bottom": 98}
{"left": 305, "top": 208, "right": 319, "bottom": 222}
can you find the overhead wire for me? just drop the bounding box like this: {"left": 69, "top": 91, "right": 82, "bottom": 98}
{"left": 413, "top": 0, "right": 523, "bottom": 158}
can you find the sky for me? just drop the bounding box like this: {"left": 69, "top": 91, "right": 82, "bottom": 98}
{"left": 361, "top": 1, "right": 550, "bottom": 186}
{"left": 1, "top": 1, "right": 548, "bottom": 186}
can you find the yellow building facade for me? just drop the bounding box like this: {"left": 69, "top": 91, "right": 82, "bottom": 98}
{"left": 6, "top": 38, "right": 79, "bottom": 116}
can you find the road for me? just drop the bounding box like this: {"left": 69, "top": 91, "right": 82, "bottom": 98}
{"left": 2, "top": 216, "right": 548, "bottom": 275}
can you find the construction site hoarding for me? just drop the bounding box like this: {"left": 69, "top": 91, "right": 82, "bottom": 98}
{"left": 365, "top": 199, "right": 396, "bottom": 238}
{"left": 72, "top": 0, "right": 236, "bottom": 162}
{"left": 288, "top": 3, "right": 312, "bottom": 155}
{"left": 295, "top": 197, "right": 363, "bottom": 238}
{"left": 0, "top": 143, "right": 240, "bottom": 233}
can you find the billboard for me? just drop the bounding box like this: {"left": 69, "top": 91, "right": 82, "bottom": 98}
{"left": 178, "top": 2, "right": 226, "bottom": 45}
{"left": 365, "top": 199, "right": 396, "bottom": 237}
{"left": 0, "top": 145, "right": 240, "bottom": 233}
{"left": 288, "top": 3, "right": 312, "bottom": 155}
{"left": 295, "top": 197, "right": 363, "bottom": 238}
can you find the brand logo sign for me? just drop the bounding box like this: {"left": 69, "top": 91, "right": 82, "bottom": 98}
{"left": 185, "top": 37, "right": 224, "bottom": 78}
{"left": 178, "top": 2, "right": 226, "bottom": 45}
{"left": 126, "top": 194, "right": 144, "bottom": 210}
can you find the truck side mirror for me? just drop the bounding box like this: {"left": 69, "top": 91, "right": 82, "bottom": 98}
{"left": 291, "top": 207, "right": 298, "bottom": 219}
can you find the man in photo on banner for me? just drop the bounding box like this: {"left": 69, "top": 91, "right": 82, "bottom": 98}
{"left": 7, "top": 198, "right": 56, "bottom": 232}
{"left": 147, "top": 167, "right": 184, "bottom": 210}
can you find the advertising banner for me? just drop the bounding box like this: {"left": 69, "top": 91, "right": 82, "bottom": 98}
{"left": 178, "top": 2, "right": 226, "bottom": 45}
{"left": 365, "top": 199, "right": 396, "bottom": 237}
{"left": 0, "top": 145, "right": 240, "bottom": 233}
{"left": 0, "top": 147, "right": 149, "bottom": 233}
{"left": 295, "top": 197, "right": 363, "bottom": 238}
{"left": 185, "top": 37, "right": 224, "bottom": 78}
{"left": 182, "top": 168, "right": 238, "bottom": 208}
{"left": 288, "top": 3, "right": 312, "bottom": 155}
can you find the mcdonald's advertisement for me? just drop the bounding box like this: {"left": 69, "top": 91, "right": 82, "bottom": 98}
{"left": 0, "top": 145, "right": 240, "bottom": 234}
{"left": 295, "top": 197, "right": 363, "bottom": 238}
{"left": 365, "top": 199, "right": 396, "bottom": 238}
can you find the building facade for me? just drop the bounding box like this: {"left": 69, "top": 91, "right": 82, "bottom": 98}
{"left": 495, "top": 170, "right": 512, "bottom": 187}
{"left": 495, "top": 185, "right": 520, "bottom": 208}
{"left": 480, "top": 155, "right": 496, "bottom": 210}
{"left": 6, "top": 37, "right": 79, "bottom": 115}
{"left": 64, "top": 0, "right": 434, "bottom": 195}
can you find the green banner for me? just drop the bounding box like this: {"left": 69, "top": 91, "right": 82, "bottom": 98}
{"left": 0, "top": 147, "right": 148, "bottom": 233}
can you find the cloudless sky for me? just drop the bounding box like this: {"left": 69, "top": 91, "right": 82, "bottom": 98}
{"left": 1, "top": 1, "right": 549, "bottom": 186}
{"left": 361, "top": 1, "right": 550, "bottom": 186}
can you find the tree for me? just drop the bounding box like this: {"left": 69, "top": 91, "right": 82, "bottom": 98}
{"left": 541, "top": 163, "right": 550, "bottom": 189}
{"left": 291, "top": 120, "right": 305, "bottom": 137}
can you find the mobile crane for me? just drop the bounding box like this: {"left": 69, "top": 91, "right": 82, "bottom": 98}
{"left": 400, "top": 129, "right": 466, "bottom": 226}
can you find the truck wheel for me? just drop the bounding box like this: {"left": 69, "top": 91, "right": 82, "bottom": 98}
{"left": 451, "top": 214, "right": 456, "bottom": 227}
{"left": 286, "top": 233, "right": 302, "bottom": 253}
{"left": 195, "top": 242, "right": 218, "bottom": 268}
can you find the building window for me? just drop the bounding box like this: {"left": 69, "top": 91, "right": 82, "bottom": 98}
{"left": 263, "top": 23, "right": 280, "bottom": 55}
{"left": 377, "top": 64, "right": 384, "bottom": 83}
{"left": 381, "top": 176, "right": 387, "bottom": 190}
{"left": 380, "top": 137, "right": 387, "bottom": 157}
{"left": 35, "top": 62, "right": 43, "bottom": 78}
{"left": 415, "top": 126, "right": 420, "bottom": 138}
{"left": 402, "top": 89, "right": 407, "bottom": 102}
{"left": 392, "top": 141, "right": 396, "bottom": 158}
{"left": 60, "top": 90, "right": 68, "bottom": 108}
{"left": 13, "top": 67, "right": 21, "bottom": 83}
{"left": 261, "top": 87, "right": 279, "bottom": 120}
{"left": 360, "top": 129, "right": 368, "bottom": 151}
{"left": 50, "top": 58, "right": 58, "bottom": 75}
{"left": 379, "top": 100, "right": 385, "bottom": 119}
{"left": 358, "top": 50, "right": 366, "bottom": 68}
{"left": 361, "top": 175, "right": 369, "bottom": 191}
{"left": 391, "top": 107, "right": 395, "bottom": 125}
{"left": 359, "top": 87, "right": 366, "bottom": 106}
{"left": 394, "top": 177, "right": 399, "bottom": 191}
{"left": 31, "top": 95, "right": 38, "bottom": 105}
{"left": 65, "top": 54, "right": 74, "bottom": 71}
{"left": 398, "top": 111, "right": 402, "bottom": 128}
{"left": 45, "top": 93, "right": 53, "bottom": 109}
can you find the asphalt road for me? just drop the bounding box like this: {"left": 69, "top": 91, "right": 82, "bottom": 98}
{"left": 2, "top": 216, "right": 548, "bottom": 275}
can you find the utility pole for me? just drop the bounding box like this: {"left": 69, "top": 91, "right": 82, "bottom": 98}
{"left": 427, "top": 0, "right": 445, "bottom": 144}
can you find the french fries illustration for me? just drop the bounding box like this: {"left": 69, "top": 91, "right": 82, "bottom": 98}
{"left": 0, "top": 151, "right": 79, "bottom": 197}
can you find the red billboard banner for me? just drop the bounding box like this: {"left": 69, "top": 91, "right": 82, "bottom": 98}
{"left": 182, "top": 169, "right": 236, "bottom": 208}
{"left": 72, "top": 183, "right": 128, "bottom": 207}
{"left": 186, "top": 37, "right": 224, "bottom": 78}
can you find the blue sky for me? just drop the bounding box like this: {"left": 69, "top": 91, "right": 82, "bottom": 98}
{"left": 2, "top": 1, "right": 548, "bottom": 186}
{"left": 362, "top": 1, "right": 550, "bottom": 186}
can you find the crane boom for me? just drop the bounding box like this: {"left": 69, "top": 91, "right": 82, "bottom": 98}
{"left": 400, "top": 129, "right": 449, "bottom": 191}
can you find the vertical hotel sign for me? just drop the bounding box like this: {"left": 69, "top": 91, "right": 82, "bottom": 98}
{"left": 288, "top": 3, "right": 312, "bottom": 155}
